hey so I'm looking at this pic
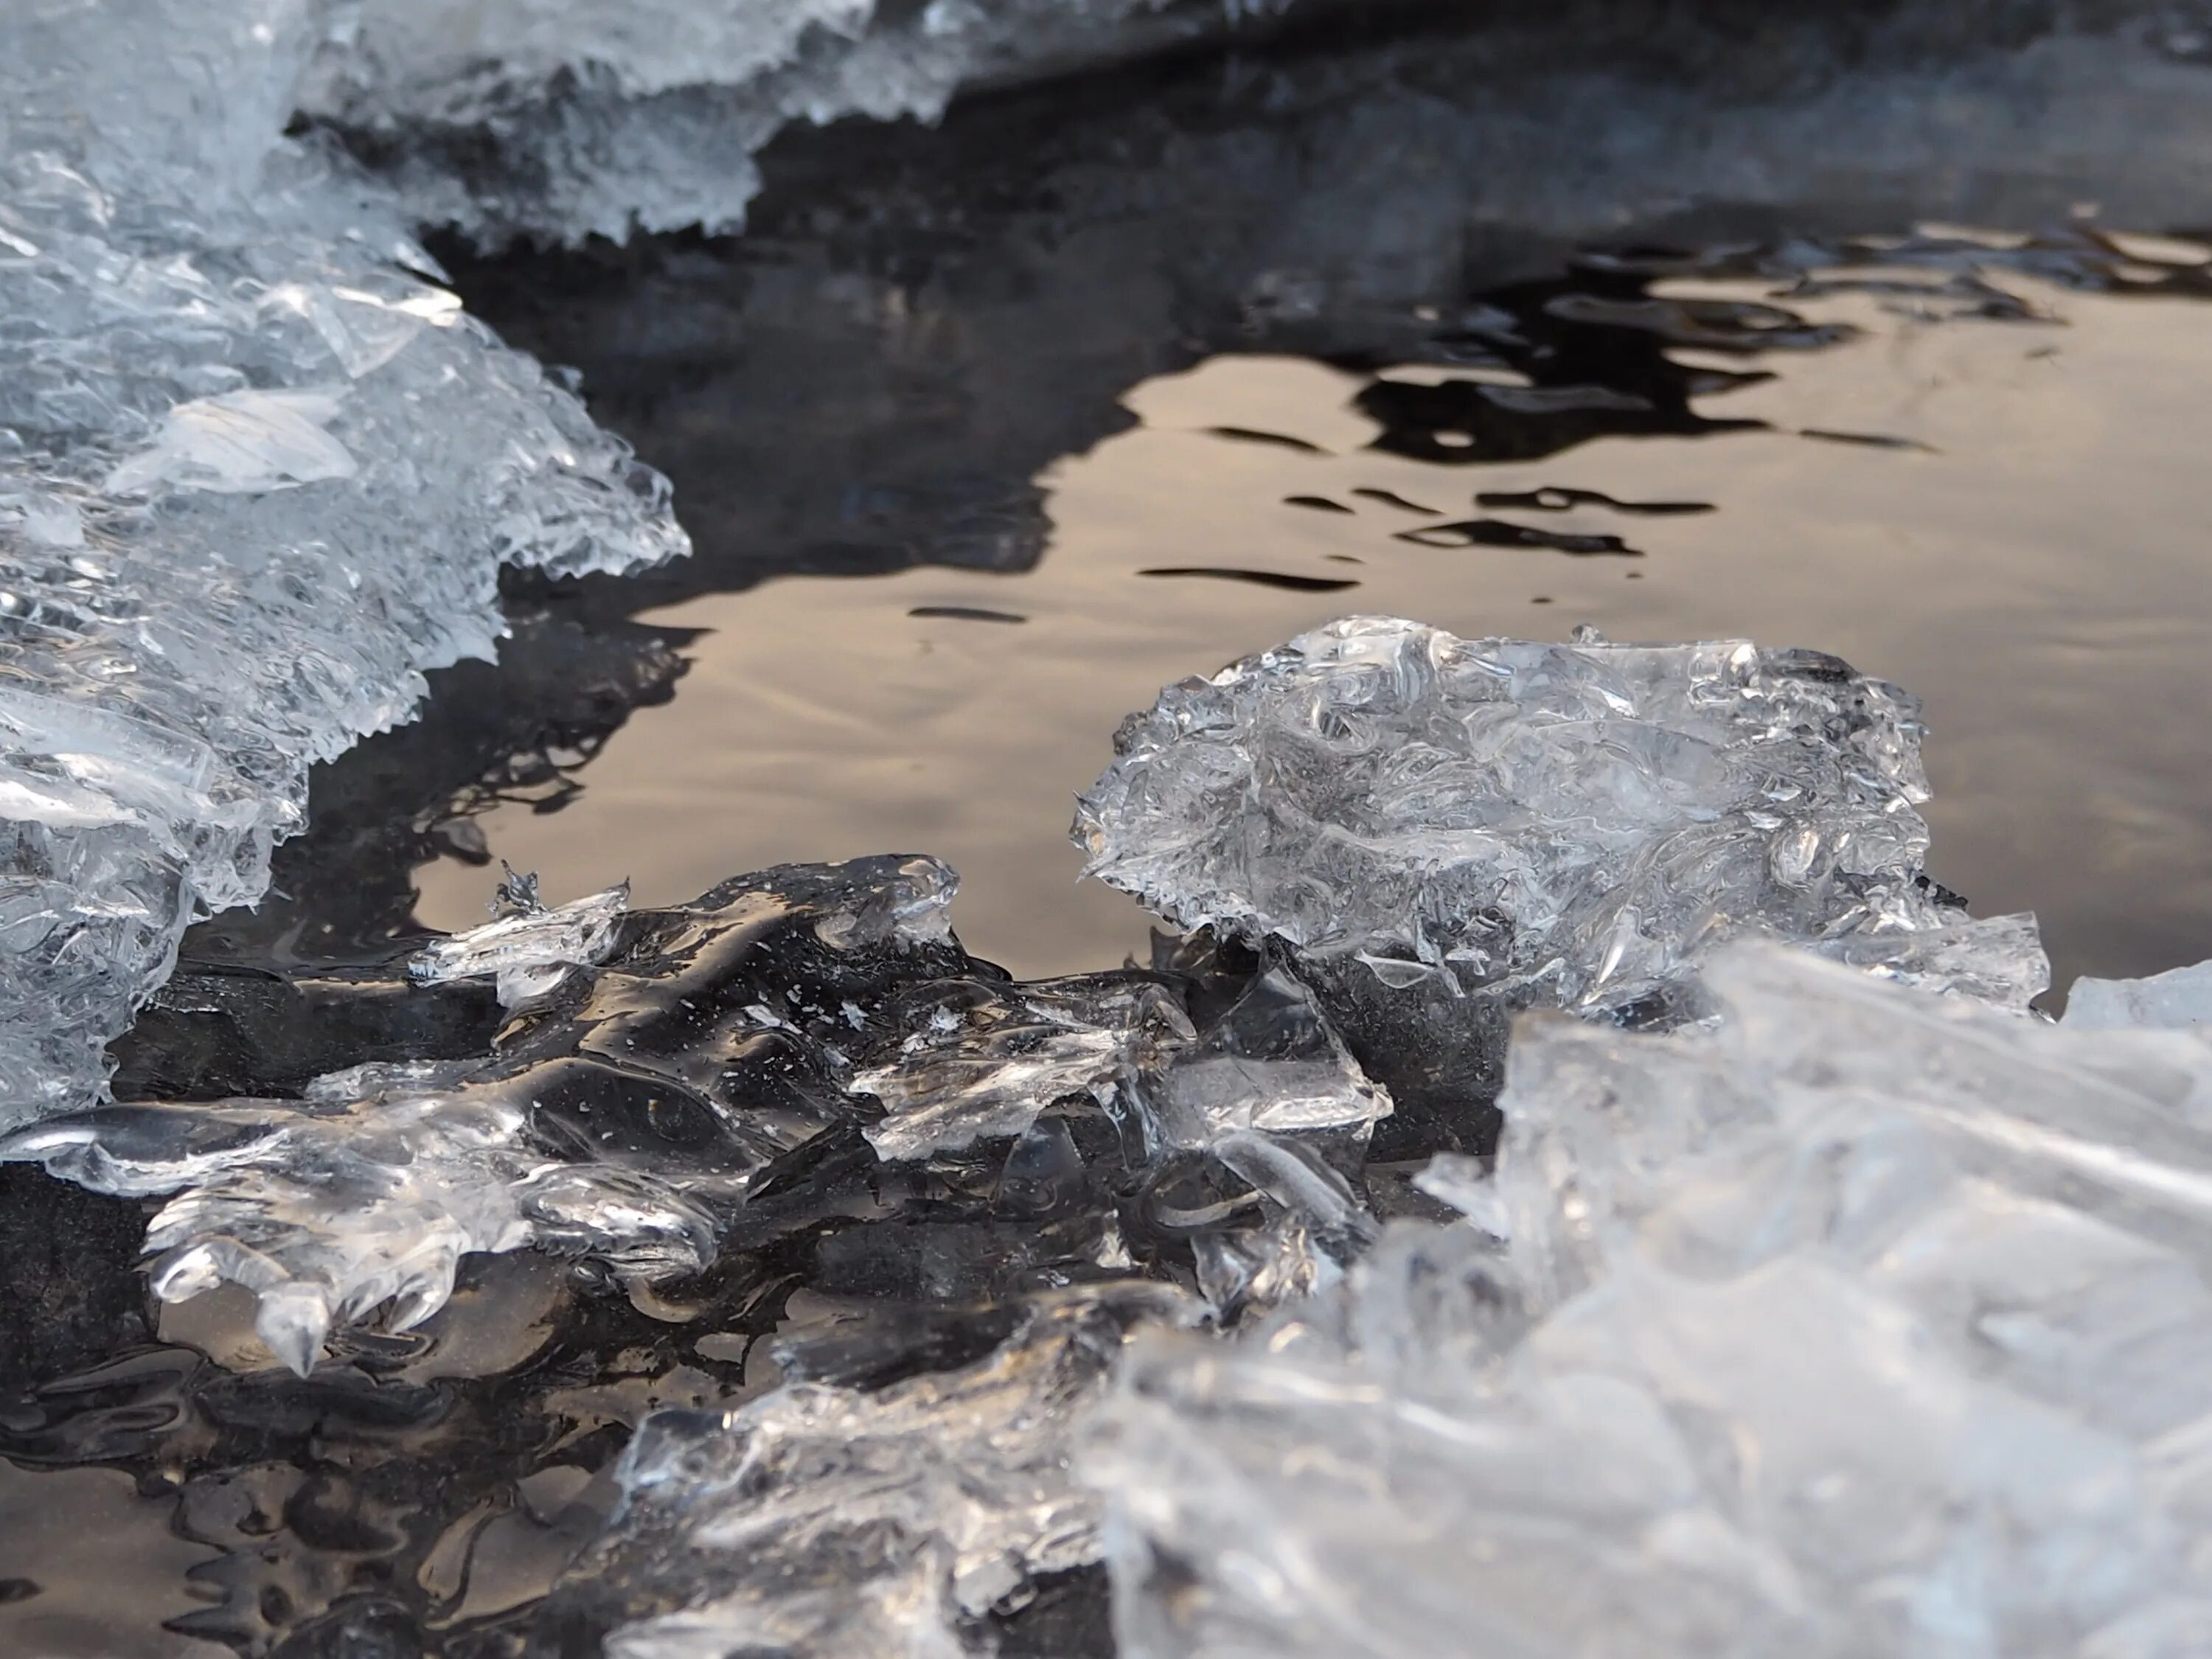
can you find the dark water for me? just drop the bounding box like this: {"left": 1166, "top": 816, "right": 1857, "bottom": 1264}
{"left": 11, "top": 6, "right": 2212, "bottom": 1655}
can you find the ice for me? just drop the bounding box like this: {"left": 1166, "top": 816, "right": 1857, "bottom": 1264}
{"left": 1, "top": 0, "right": 687, "bottom": 1130}
{"left": 547, "top": 1283, "right": 1198, "bottom": 1658}
{"left": 296, "top": 0, "right": 1315, "bottom": 247}
{"left": 855, "top": 957, "right": 1391, "bottom": 1162}
{"left": 408, "top": 876, "right": 630, "bottom": 1006}
{"left": 1, "top": 858, "right": 978, "bottom": 1372}
{"left": 1075, "top": 616, "right": 2047, "bottom": 1017}
{"left": 1084, "top": 945, "right": 2212, "bottom": 1659}
{"left": 2068, "top": 961, "right": 2212, "bottom": 1030}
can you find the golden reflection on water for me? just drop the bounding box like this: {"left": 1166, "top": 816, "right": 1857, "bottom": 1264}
{"left": 418, "top": 274, "right": 2212, "bottom": 989}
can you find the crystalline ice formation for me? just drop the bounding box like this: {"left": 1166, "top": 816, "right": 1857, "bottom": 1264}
{"left": 409, "top": 878, "right": 630, "bottom": 1006}
{"left": 550, "top": 1283, "right": 1197, "bottom": 1659}
{"left": 1, "top": 858, "right": 977, "bottom": 1371}
{"left": 1074, "top": 616, "right": 2048, "bottom": 1015}
{"left": 1084, "top": 945, "right": 2212, "bottom": 1659}
{"left": 296, "top": 0, "right": 1312, "bottom": 247}
{"left": 0, "top": 0, "right": 686, "bottom": 1130}
{"left": 2067, "top": 960, "right": 2212, "bottom": 1030}
{"left": 854, "top": 959, "right": 1391, "bottom": 1162}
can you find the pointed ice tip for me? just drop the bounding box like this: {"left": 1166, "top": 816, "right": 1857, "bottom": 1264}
{"left": 257, "top": 1289, "right": 333, "bottom": 1379}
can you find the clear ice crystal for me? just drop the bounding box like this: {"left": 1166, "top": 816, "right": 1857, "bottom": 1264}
{"left": 1, "top": 0, "right": 686, "bottom": 1130}
{"left": 296, "top": 0, "right": 1310, "bottom": 247}
{"left": 1084, "top": 945, "right": 2212, "bottom": 1659}
{"left": 1074, "top": 616, "right": 2049, "bottom": 1015}
{"left": 560, "top": 1284, "right": 1198, "bottom": 1658}
{"left": 853, "top": 961, "right": 1391, "bottom": 1162}
{"left": 409, "top": 879, "right": 630, "bottom": 1006}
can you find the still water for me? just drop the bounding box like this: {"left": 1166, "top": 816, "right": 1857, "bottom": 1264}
{"left": 423, "top": 237, "right": 2212, "bottom": 994}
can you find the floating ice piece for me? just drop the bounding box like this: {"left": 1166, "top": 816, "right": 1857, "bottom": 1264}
{"left": 1075, "top": 616, "right": 2047, "bottom": 1013}
{"left": 2066, "top": 960, "right": 2212, "bottom": 1030}
{"left": 1085, "top": 945, "right": 2212, "bottom": 1659}
{"left": 298, "top": 0, "right": 1321, "bottom": 246}
{"left": 409, "top": 879, "right": 630, "bottom": 1006}
{"left": 0, "top": 0, "right": 686, "bottom": 1130}
{"left": 553, "top": 1284, "right": 1197, "bottom": 1659}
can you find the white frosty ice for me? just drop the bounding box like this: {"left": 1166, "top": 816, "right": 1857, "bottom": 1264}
{"left": 1075, "top": 616, "right": 2048, "bottom": 1013}
{"left": 1083, "top": 945, "right": 2212, "bottom": 1659}
{"left": 296, "top": 0, "right": 1310, "bottom": 246}
{"left": 0, "top": 0, "right": 686, "bottom": 1130}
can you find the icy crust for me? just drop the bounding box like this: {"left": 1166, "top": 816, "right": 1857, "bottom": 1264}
{"left": 2067, "top": 960, "right": 2212, "bottom": 1030}
{"left": 0, "top": 0, "right": 686, "bottom": 1129}
{"left": 297, "top": 0, "right": 1305, "bottom": 247}
{"left": 1084, "top": 945, "right": 2212, "bottom": 1659}
{"left": 563, "top": 1285, "right": 1197, "bottom": 1659}
{"left": 1074, "top": 616, "right": 2049, "bottom": 1012}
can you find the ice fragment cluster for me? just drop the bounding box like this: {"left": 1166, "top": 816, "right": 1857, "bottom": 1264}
{"left": 296, "top": 0, "right": 1309, "bottom": 246}
{"left": 1074, "top": 616, "right": 2048, "bottom": 1014}
{"left": 1, "top": 0, "right": 686, "bottom": 1130}
{"left": 408, "top": 876, "right": 630, "bottom": 1006}
{"left": 1085, "top": 945, "right": 2212, "bottom": 1658}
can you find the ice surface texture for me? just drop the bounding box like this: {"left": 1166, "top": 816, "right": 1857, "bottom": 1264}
{"left": 297, "top": 0, "right": 1312, "bottom": 247}
{"left": 563, "top": 1284, "right": 1195, "bottom": 1658}
{"left": 2067, "top": 960, "right": 2212, "bottom": 1030}
{"left": 1086, "top": 944, "right": 2212, "bottom": 1659}
{"left": 0, "top": 0, "right": 686, "bottom": 1130}
{"left": 1075, "top": 616, "right": 2048, "bottom": 1014}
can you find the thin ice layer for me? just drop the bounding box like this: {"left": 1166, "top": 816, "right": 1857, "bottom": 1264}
{"left": 1074, "top": 616, "right": 2048, "bottom": 1012}
{"left": 409, "top": 879, "right": 630, "bottom": 1006}
{"left": 296, "top": 0, "right": 1311, "bottom": 246}
{"left": 0, "top": 0, "right": 686, "bottom": 1129}
{"left": 552, "top": 1284, "right": 1197, "bottom": 1658}
{"left": 1085, "top": 945, "right": 2212, "bottom": 1658}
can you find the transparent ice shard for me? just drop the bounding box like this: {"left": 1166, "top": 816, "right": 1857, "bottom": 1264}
{"left": 409, "top": 878, "right": 630, "bottom": 1006}
{"left": 297, "top": 0, "right": 1314, "bottom": 247}
{"left": 1085, "top": 946, "right": 2212, "bottom": 1659}
{"left": 1076, "top": 617, "right": 2047, "bottom": 1015}
{"left": 553, "top": 1284, "right": 1198, "bottom": 1658}
{"left": 2067, "top": 961, "right": 2212, "bottom": 1030}
{"left": 1, "top": 0, "right": 686, "bottom": 1130}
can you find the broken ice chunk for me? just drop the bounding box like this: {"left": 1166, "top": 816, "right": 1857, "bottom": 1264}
{"left": 549, "top": 1284, "right": 1198, "bottom": 1658}
{"left": 1155, "top": 966, "right": 1392, "bottom": 1150}
{"left": 2066, "top": 960, "right": 2212, "bottom": 1030}
{"left": 408, "top": 878, "right": 629, "bottom": 1006}
{"left": 1085, "top": 947, "right": 2212, "bottom": 1659}
{"left": 1074, "top": 616, "right": 2045, "bottom": 1015}
{"left": 855, "top": 977, "right": 1194, "bottom": 1161}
